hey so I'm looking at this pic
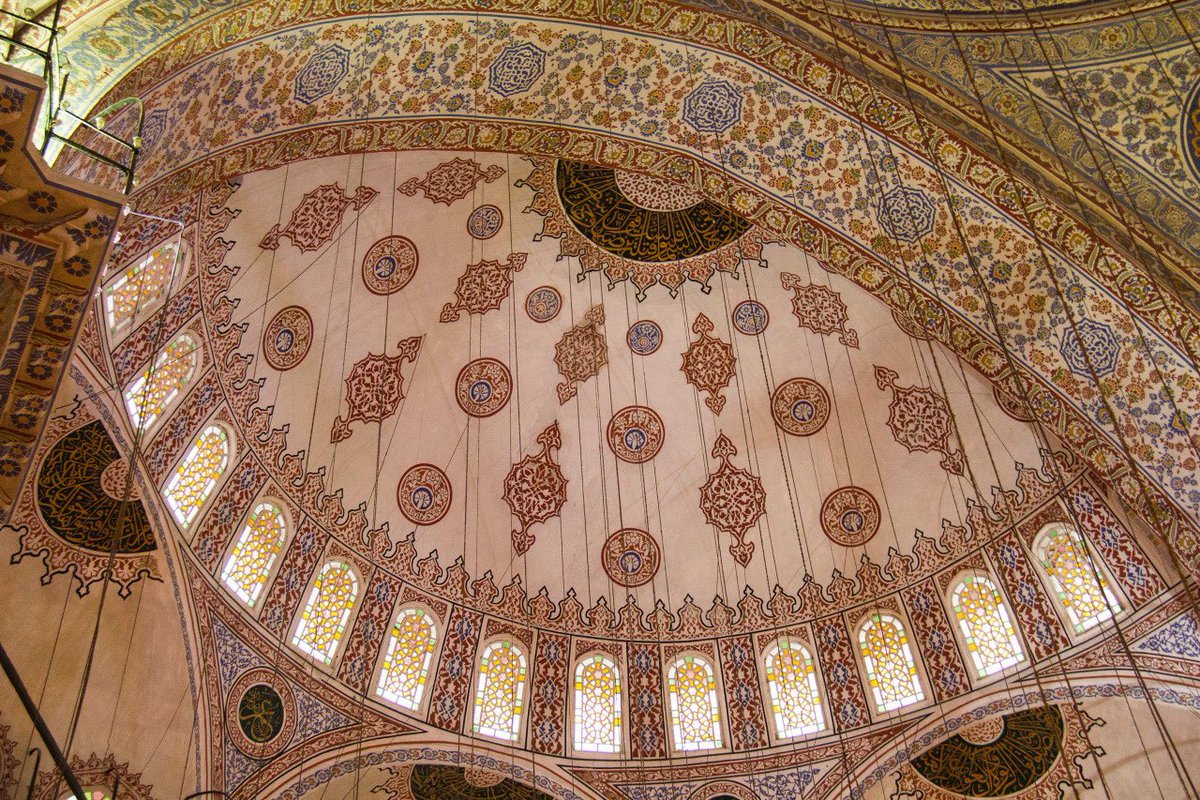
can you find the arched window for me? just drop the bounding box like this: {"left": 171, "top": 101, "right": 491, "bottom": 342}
{"left": 220, "top": 502, "right": 287, "bottom": 607}
{"left": 292, "top": 561, "right": 359, "bottom": 665}
{"left": 950, "top": 574, "right": 1024, "bottom": 677}
{"left": 764, "top": 639, "right": 825, "bottom": 738}
{"left": 472, "top": 641, "right": 527, "bottom": 742}
{"left": 666, "top": 655, "right": 722, "bottom": 751}
{"left": 163, "top": 424, "right": 229, "bottom": 528}
{"left": 124, "top": 333, "right": 197, "bottom": 431}
{"left": 376, "top": 608, "right": 438, "bottom": 710}
{"left": 858, "top": 614, "right": 924, "bottom": 713}
{"left": 61, "top": 791, "right": 110, "bottom": 800}
{"left": 106, "top": 241, "right": 177, "bottom": 333}
{"left": 1035, "top": 525, "right": 1121, "bottom": 633}
{"left": 573, "top": 654, "right": 622, "bottom": 753}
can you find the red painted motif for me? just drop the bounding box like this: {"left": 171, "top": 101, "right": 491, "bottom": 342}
{"left": 601, "top": 528, "right": 661, "bottom": 587}
{"left": 1070, "top": 486, "right": 1165, "bottom": 606}
{"left": 780, "top": 272, "right": 859, "bottom": 348}
{"left": 330, "top": 336, "right": 423, "bottom": 442}
{"left": 361, "top": 235, "right": 418, "bottom": 295}
{"left": 699, "top": 432, "right": 766, "bottom": 567}
{"left": 259, "top": 183, "right": 377, "bottom": 252}
{"left": 607, "top": 405, "right": 665, "bottom": 463}
{"left": 399, "top": 158, "right": 505, "bottom": 205}
{"left": 627, "top": 642, "right": 668, "bottom": 758}
{"left": 771, "top": 377, "right": 830, "bottom": 436}
{"left": 554, "top": 305, "right": 608, "bottom": 403}
{"left": 261, "top": 305, "right": 313, "bottom": 371}
{"left": 397, "top": 463, "right": 452, "bottom": 526}
{"left": 819, "top": 486, "right": 880, "bottom": 547}
{"left": 719, "top": 635, "right": 770, "bottom": 751}
{"left": 812, "top": 615, "right": 870, "bottom": 730}
{"left": 901, "top": 579, "right": 969, "bottom": 703}
{"left": 338, "top": 572, "right": 401, "bottom": 692}
{"left": 427, "top": 606, "right": 484, "bottom": 731}
{"left": 503, "top": 423, "right": 568, "bottom": 555}
{"left": 455, "top": 358, "right": 512, "bottom": 417}
{"left": 681, "top": 313, "right": 736, "bottom": 414}
{"left": 440, "top": 253, "right": 528, "bottom": 322}
{"left": 874, "top": 365, "right": 965, "bottom": 476}
{"left": 529, "top": 632, "right": 569, "bottom": 755}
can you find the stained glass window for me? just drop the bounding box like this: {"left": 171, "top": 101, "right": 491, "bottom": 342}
{"left": 62, "top": 792, "right": 110, "bottom": 800}
{"left": 764, "top": 639, "right": 825, "bottom": 738}
{"left": 858, "top": 614, "right": 924, "bottom": 713}
{"left": 573, "top": 654, "right": 622, "bottom": 753}
{"left": 163, "top": 424, "right": 229, "bottom": 528}
{"left": 124, "top": 334, "right": 197, "bottom": 431}
{"left": 106, "top": 242, "right": 177, "bottom": 333}
{"left": 472, "top": 641, "right": 527, "bottom": 742}
{"left": 376, "top": 608, "right": 438, "bottom": 710}
{"left": 1035, "top": 525, "right": 1121, "bottom": 633}
{"left": 951, "top": 574, "right": 1025, "bottom": 677}
{"left": 292, "top": 561, "right": 359, "bottom": 665}
{"left": 667, "top": 655, "right": 722, "bottom": 751}
{"left": 220, "top": 502, "right": 287, "bottom": 607}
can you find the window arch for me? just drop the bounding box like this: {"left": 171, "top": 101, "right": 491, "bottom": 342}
{"left": 1034, "top": 524, "right": 1121, "bottom": 633}
{"left": 376, "top": 607, "right": 438, "bottom": 710}
{"left": 60, "top": 791, "right": 111, "bottom": 800}
{"left": 106, "top": 241, "right": 178, "bottom": 333}
{"left": 163, "top": 424, "right": 229, "bottom": 528}
{"left": 858, "top": 614, "right": 925, "bottom": 713}
{"left": 292, "top": 560, "right": 359, "bottom": 665}
{"left": 472, "top": 640, "right": 528, "bottom": 742}
{"left": 124, "top": 333, "right": 198, "bottom": 431}
{"left": 666, "top": 654, "right": 723, "bottom": 751}
{"left": 220, "top": 502, "right": 287, "bottom": 607}
{"left": 950, "top": 574, "right": 1024, "bottom": 677}
{"left": 763, "top": 639, "right": 825, "bottom": 738}
{"left": 573, "top": 653, "right": 623, "bottom": 753}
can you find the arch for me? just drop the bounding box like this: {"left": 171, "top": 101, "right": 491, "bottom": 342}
{"left": 292, "top": 560, "right": 359, "bottom": 665}
{"left": 1033, "top": 524, "right": 1122, "bottom": 634}
{"left": 762, "top": 638, "right": 825, "bottom": 739}
{"left": 105, "top": 240, "right": 178, "bottom": 334}
{"left": 163, "top": 423, "right": 229, "bottom": 529}
{"left": 857, "top": 613, "right": 925, "bottom": 713}
{"left": 220, "top": 500, "right": 288, "bottom": 607}
{"left": 123, "top": 333, "right": 198, "bottom": 431}
{"left": 376, "top": 606, "right": 439, "bottom": 711}
{"left": 572, "top": 653, "right": 623, "bottom": 754}
{"left": 666, "top": 654, "right": 723, "bottom": 751}
{"left": 471, "top": 640, "right": 528, "bottom": 742}
{"left": 949, "top": 573, "right": 1025, "bottom": 678}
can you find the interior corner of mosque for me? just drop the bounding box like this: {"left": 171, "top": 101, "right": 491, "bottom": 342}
{"left": 0, "top": 0, "right": 1199, "bottom": 796}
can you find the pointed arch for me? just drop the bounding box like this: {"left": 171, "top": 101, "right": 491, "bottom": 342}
{"left": 666, "top": 654, "right": 723, "bottom": 751}
{"left": 763, "top": 638, "right": 825, "bottom": 739}
{"left": 105, "top": 241, "right": 178, "bottom": 334}
{"left": 1034, "top": 524, "right": 1122, "bottom": 633}
{"left": 472, "top": 640, "right": 528, "bottom": 742}
{"left": 858, "top": 614, "right": 924, "bottom": 713}
{"left": 573, "top": 653, "right": 623, "bottom": 753}
{"left": 291, "top": 560, "right": 359, "bottom": 665}
{"left": 950, "top": 573, "right": 1025, "bottom": 677}
{"left": 163, "top": 423, "right": 229, "bottom": 528}
{"left": 124, "top": 333, "right": 198, "bottom": 431}
{"left": 376, "top": 607, "right": 438, "bottom": 710}
{"left": 220, "top": 501, "right": 288, "bottom": 607}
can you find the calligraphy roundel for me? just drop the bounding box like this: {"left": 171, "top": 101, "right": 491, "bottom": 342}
{"left": 456, "top": 358, "right": 512, "bottom": 417}
{"left": 468, "top": 204, "right": 504, "bottom": 239}
{"left": 732, "top": 300, "right": 769, "bottom": 335}
{"left": 820, "top": 486, "right": 880, "bottom": 547}
{"left": 262, "top": 305, "right": 313, "bottom": 370}
{"left": 601, "top": 528, "right": 661, "bottom": 587}
{"left": 627, "top": 320, "right": 662, "bottom": 355}
{"left": 771, "top": 378, "right": 830, "bottom": 436}
{"left": 226, "top": 668, "right": 296, "bottom": 758}
{"left": 398, "top": 464, "right": 452, "bottom": 526}
{"left": 362, "top": 235, "right": 418, "bottom": 295}
{"left": 525, "top": 286, "right": 562, "bottom": 323}
{"left": 607, "top": 406, "right": 665, "bottom": 464}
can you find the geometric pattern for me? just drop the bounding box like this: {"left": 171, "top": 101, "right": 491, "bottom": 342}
{"left": 427, "top": 607, "right": 483, "bottom": 731}
{"left": 292, "top": 560, "right": 359, "bottom": 665}
{"left": 376, "top": 608, "right": 438, "bottom": 710}
{"left": 1059, "top": 318, "right": 1122, "bottom": 378}
{"left": 260, "top": 183, "right": 377, "bottom": 252}
{"left": 554, "top": 305, "right": 607, "bottom": 404}
{"left": 104, "top": 241, "right": 175, "bottom": 333}
{"left": 123, "top": 333, "right": 197, "bottom": 431}
{"left": 813, "top": 616, "right": 869, "bottom": 730}
{"left": 573, "top": 654, "right": 622, "bottom": 753}
{"left": 988, "top": 533, "right": 1070, "bottom": 660}
{"left": 763, "top": 639, "right": 824, "bottom": 739}
{"left": 294, "top": 45, "right": 350, "bottom": 105}
{"left": 901, "top": 580, "right": 969, "bottom": 703}
{"left": 503, "top": 422, "right": 567, "bottom": 556}
{"left": 220, "top": 501, "right": 287, "bottom": 607}
{"left": 781, "top": 272, "right": 859, "bottom": 348}
{"left": 666, "top": 655, "right": 722, "bottom": 750}
{"left": 472, "top": 641, "right": 527, "bottom": 741}
{"left": 874, "top": 365, "right": 965, "bottom": 476}
{"left": 441, "top": 253, "right": 528, "bottom": 322}
{"left": 682, "top": 80, "right": 743, "bottom": 134}
{"left": 857, "top": 613, "right": 925, "bottom": 713}
{"left": 950, "top": 574, "right": 1024, "bottom": 678}
{"left": 399, "top": 158, "right": 505, "bottom": 206}
{"left": 488, "top": 43, "right": 546, "bottom": 97}
{"left": 681, "top": 313, "right": 736, "bottom": 414}
{"left": 163, "top": 424, "right": 229, "bottom": 529}
{"left": 699, "top": 432, "right": 766, "bottom": 567}
{"left": 330, "top": 336, "right": 422, "bottom": 442}
{"left": 1033, "top": 524, "right": 1120, "bottom": 633}
{"left": 876, "top": 186, "right": 936, "bottom": 244}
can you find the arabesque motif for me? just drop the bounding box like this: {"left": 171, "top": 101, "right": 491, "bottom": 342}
{"left": 699, "top": 432, "right": 766, "bottom": 567}
{"left": 874, "top": 365, "right": 964, "bottom": 476}
{"left": 681, "top": 313, "right": 736, "bottom": 414}
{"left": 441, "top": 253, "right": 528, "bottom": 322}
{"left": 330, "top": 336, "right": 422, "bottom": 442}
{"left": 554, "top": 305, "right": 607, "bottom": 404}
{"left": 503, "top": 423, "right": 568, "bottom": 555}
{"left": 260, "top": 183, "right": 377, "bottom": 252}
{"left": 399, "top": 158, "right": 505, "bottom": 205}
{"left": 780, "top": 272, "right": 859, "bottom": 348}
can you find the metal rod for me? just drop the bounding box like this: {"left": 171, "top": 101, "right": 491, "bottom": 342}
{"left": 183, "top": 792, "right": 230, "bottom": 799}
{"left": 0, "top": 641, "right": 88, "bottom": 800}
{"left": 25, "top": 748, "right": 41, "bottom": 800}
{"left": 60, "top": 109, "right": 138, "bottom": 150}
{"left": 47, "top": 134, "right": 130, "bottom": 172}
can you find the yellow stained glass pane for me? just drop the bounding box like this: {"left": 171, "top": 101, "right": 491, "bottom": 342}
{"left": 220, "top": 502, "right": 287, "bottom": 606}
{"left": 858, "top": 614, "right": 924, "bottom": 713}
{"left": 1037, "top": 526, "right": 1120, "bottom": 633}
{"left": 106, "top": 242, "right": 176, "bottom": 333}
{"left": 573, "top": 654, "right": 622, "bottom": 753}
{"left": 765, "top": 640, "right": 824, "bottom": 738}
{"left": 125, "top": 334, "right": 197, "bottom": 431}
{"left": 472, "top": 641, "right": 527, "bottom": 741}
{"left": 163, "top": 425, "right": 228, "bottom": 528}
{"left": 292, "top": 561, "right": 358, "bottom": 665}
{"left": 377, "top": 608, "right": 437, "bottom": 710}
{"left": 667, "top": 655, "right": 721, "bottom": 751}
{"left": 952, "top": 575, "right": 1024, "bottom": 677}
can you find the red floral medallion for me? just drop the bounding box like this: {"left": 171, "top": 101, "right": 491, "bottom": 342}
{"left": 681, "top": 313, "right": 736, "bottom": 414}
{"left": 441, "top": 253, "right": 527, "bottom": 322}
{"left": 397, "top": 463, "right": 452, "bottom": 526}
{"left": 607, "top": 405, "right": 665, "bottom": 464}
{"left": 262, "top": 305, "right": 313, "bottom": 371}
{"left": 330, "top": 336, "right": 423, "bottom": 442}
{"left": 554, "top": 305, "right": 607, "bottom": 404}
{"left": 361, "top": 236, "right": 418, "bottom": 295}
{"left": 875, "top": 365, "right": 965, "bottom": 475}
{"left": 771, "top": 377, "right": 830, "bottom": 436}
{"left": 820, "top": 486, "right": 880, "bottom": 547}
{"left": 781, "top": 272, "right": 859, "bottom": 348}
{"left": 601, "top": 528, "right": 661, "bottom": 587}
{"left": 455, "top": 358, "right": 512, "bottom": 418}
{"left": 699, "top": 432, "right": 766, "bottom": 567}
{"left": 399, "top": 158, "right": 505, "bottom": 205}
{"left": 503, "top": 423, "right": 568, "bottom": 555}
{"left": 260, "top": 183, "right": 377, "bottom": 252}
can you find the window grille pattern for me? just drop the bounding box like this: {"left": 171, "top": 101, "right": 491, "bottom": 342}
{"left": 472, "top": 641, "right": 527, "bottom": 741}
{"left": 292, "top": 561, "right": 358, "bottom": 665}
{"left": 951, "top": 574, "right": 1025, "bottom": 677}
{"left": 124, "top": 334, "right": 197, "bottom": 431}
{"left": 106, "top": 242, "right": 176, "bottom": 332}
{"left": 163, "top": 424, "right": 228, "bottom": 528}
{"left": 1036, "top": 526, "right": 1121, "bottom": 633}
{"left": 667, "top": 655, "right": 722, "bottom": 751}
{"left": 764, "top": 639, "right": 825, "bottom": 738}
{"left": 220, "top": 502, "right": 286, "bottom": 606}
{"left": 573, "top": 654, "right": 622, "bottom": 753}
{"left": 376, "top": 608, "right": 438, "bottom": 710}
{"left": 858, "top": 614, "right": 924, "bottom": 712}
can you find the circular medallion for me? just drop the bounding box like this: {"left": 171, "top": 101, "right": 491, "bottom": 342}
{"left": 627, "top": 320, "right": 662, "bottom": 355}
{"left": 397, "top": 463, "right": 452, "bottom": 526}
{"left": 732, "top": 300, "right": 769, "bottom": 335}
{"left": 771, "top": 378, "right": 831, "bottom": 437}
{"left": 99, "top": 459, "right": 139, "bottom": 500}
{"left": 456, "top": 358, "right": 512, "bottom": 417}
{"left": 226, "top": 668, "right": 296, "bottom": 758}
{"left": 262, "top": 306, "right": 313, "bottom": 371}
{"left": 525, "top": 286, "right": 561, "bottom": 323}
{"left": 361, "top": 235, "right": 418, "bottom": 295}
{"left": 820, "top": 486, "right": 881, "bottom": 547}
{"left": 607, "top": 406, "right": 665, "bottom": 464}
{"left": 601, "top": 528, "right": 661, "bottom": 587}
{"left": 467, "top": 204, "right": 504, "bottom": 239}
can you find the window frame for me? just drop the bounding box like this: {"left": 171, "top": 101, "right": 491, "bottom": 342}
{"left": 290, "top": 559, "right": 361, "bottom": 668}
{"left": 1030, "top": 522, "right": 1124, "bottom": 638}
{"left": 103, "top": 239, "right": 185, "bottom": 338}
{"left": 162, "top": 421, "right": 233, "bottom": 531}
{"left": 855, "top": 611, "right": 928, "bottom": 715}
{"left": 760, "top": 636, "right": 827, "bottom": 742}
{"left": 218, "top": 498, "right": 290, "bottom": 609}
{"left": 372, "top": 604, "right": 442, "bottom": 714}
{"left": 469, "top": 637, "right": 530, "bottom": 744}
{"left": 664, "top": 652, "right": 727, "bottom": 753}
{"left": 570, "top": 651, "right": 625, "bottom": 756}
{"left": 123, "top": 331, "right": 201, "bottom": 435}
{"left": 946, "top": 570, "right": 1026, "bottom": 680}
